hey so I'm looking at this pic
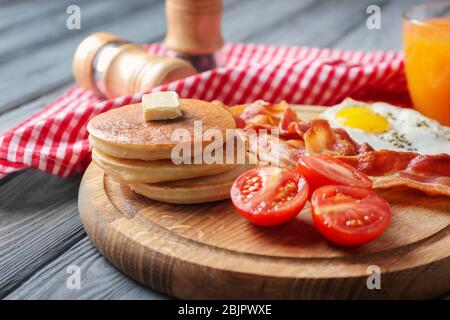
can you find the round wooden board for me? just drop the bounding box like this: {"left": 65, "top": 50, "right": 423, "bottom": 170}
{"left": 78, "top": 106, "right": 450, "bottom": 299}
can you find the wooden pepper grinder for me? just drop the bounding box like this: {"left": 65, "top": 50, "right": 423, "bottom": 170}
{"left": 164, "top": 0, "right": 224, "bottom": 72}
{"left": 73, "top": 32, "right": 197, "bottom": 99}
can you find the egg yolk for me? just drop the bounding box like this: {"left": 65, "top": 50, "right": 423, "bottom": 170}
{"left": 336, "top": 107, "right": 391, "bottom": 133}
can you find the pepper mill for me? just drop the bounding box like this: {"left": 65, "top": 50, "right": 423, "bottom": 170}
{"left": 72, "top": 32, "right": 197, "bottom": 99}
{"left": 164, "top": 0, "right": 224, "bottom": 72}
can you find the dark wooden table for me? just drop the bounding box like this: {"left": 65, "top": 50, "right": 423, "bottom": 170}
{"left": 0, "top": 0, "right": 447, "bottom": 300}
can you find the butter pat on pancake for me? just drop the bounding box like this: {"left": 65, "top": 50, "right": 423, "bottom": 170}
{"left": 129, "top": 158, "right": 257, "bottom": 204}
{"left": 87, "top": 99, "right": 236, "bottom": 160}
{"left": 91, "top": 148, "right": 238, "bottom": 184}
{"left": 142, "top": 91, "right": 182, "bottom": 121}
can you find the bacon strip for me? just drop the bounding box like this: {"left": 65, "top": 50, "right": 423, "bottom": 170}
{"left": 241, "top": 104, "right": 372, "bottom": 155}
{"left": 242, "top": 106, "right": 311, "bottom": 141}
{"left": 234, "top": 100, "right": 450, "bottom": 197}
{"left": 304, "top": 119, "right": 373, "bottom": 156}
{"left": 247, "top": 133, "right": 304, "bottom": 168}
{"left": 279, "top": 107, "right": 311, "bottom": 140}
{"left": 234, "top": 116, "right": 247, "bottom": 129}
{"left": 239, "top": 100, "right": 288, "bottom": 120}
{"left": 337, "top": 151, "right": 450, "bottom": 197}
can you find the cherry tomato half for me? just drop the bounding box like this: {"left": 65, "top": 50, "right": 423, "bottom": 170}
{"left": 311, "top": 185, "right": 391, "bottom": 246}
{"left": 230, "top": 167, "right": 309, "bottom": 226}
{"left": 296, "top": 154, "right": 372, "bottom": 195}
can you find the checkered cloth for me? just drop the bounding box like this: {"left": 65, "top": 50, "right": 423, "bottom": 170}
{"left": 0, "top": 43, "right": 409, "bottom": 179}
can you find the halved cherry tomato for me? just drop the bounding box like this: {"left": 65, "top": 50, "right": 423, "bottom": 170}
{"left": 296, "top": 154, "right": 372, "bottom": 195}
{"left": 230, "top": 167, "right": 309, "bottom": 226}
{"left": 311, "top": 185, "right": 391, "bottom": 246}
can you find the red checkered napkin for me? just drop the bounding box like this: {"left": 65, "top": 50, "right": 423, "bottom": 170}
{"left": 0, "top": 43, "right": 409, "bottom": 179}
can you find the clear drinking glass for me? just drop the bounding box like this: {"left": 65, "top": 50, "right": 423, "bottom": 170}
{"left": 403, "top": 1, "right": 450, "bottom": 126}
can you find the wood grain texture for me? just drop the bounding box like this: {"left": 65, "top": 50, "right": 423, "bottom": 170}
{"left": 222, "top": 0, "right": 318, "bottom": 43}
{"left": 0, "top": 0, "right": 239, "bottom": 115}
{"left": 335, "top": 0, "right": 425, "bottom": 50}
{"left": 243, "top": 0, "right": 387, "bottom": 46}
{"left": 0, "top": 0, "right": 165, "bottom": 114}
{"left": 4, "top": 237, "right": 168, "bottom": 300}
{"left": 0, "top": 84, "right": 72, "bottom": 134}
{"left": 0, "top": 170, "right": 83, "bottom": 297}
{"left": 79, "top": 163, "right": 450, "bottom": 299}
{"left": 78, "top": 106, "right": 450, "bottom": 299}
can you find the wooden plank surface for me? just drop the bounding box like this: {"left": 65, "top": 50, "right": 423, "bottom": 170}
{"left": 335, "top": 0, "right": 425, "bottom": 50}
{"left": 0, "top": 0, "right": 165, "bottom": 115}
{"left": 5, "top": 237, "right": 168, "bottom": 300}
{"left": 0, "top": 170, "right": 83, "bottom": 297}
{"left": 0, "top": 0, "right": 448, "bottom": 300}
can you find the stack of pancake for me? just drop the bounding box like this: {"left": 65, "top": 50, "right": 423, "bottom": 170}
{"left": 87, "top": 99, "right": 255, "bottom": 204}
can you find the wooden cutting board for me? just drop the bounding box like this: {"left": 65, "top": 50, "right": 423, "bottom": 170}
{"left": 78, "top": 106, "right": 450, "bottom": 299}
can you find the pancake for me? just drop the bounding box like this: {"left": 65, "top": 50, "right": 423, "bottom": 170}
{"left": 92, "top": 147, "right": 239, "bottom": 184}
{"left": 128, "top": 157, "right": 257, "bottom": 204}
{"left": 88, "top": 99, "right": 236, "bottom": 160}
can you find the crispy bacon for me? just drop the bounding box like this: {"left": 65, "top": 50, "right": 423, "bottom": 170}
{"left": 243, "top": 123, "right": 278, "bottom": 134}
{"left": 279, "top": 106, "right": 298, "bottom": 131}
{"left": 336, "top": 150, "right": 417, "bottom": 176}
{"left": 240, "top": 102, "right": 267, "bottom": 120}
{"left": 303, "top": 119, "right": 372, "bottom": 156}
{"left": 234, "top": 100, "right": 450, "bottom": 197}
{"left": 234, "top": 116, "right": 247, "bottom": 129}
{"left": 248, "top": 114, "right": 279, "bottom": 126}
{"left": 336, "top": 151, "right": 450, "bottom": 196}
{"left": 240, "top": 102, "right": 375, "bottom": 157}
{"left": 239, "top": 100, "right": 287, "bottom": 120}
{"left": 279, "top": 107, "right": 311, "bottom": 140}
{"left": 242, "top": 106, "right": 311, "bottom": 141}
{"left": 247, "top": 133, "right": 304, "bottom": 168}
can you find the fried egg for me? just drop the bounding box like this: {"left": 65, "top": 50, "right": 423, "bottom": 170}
{"left": 321, "top": 98, "right": 450, "bottom": 155}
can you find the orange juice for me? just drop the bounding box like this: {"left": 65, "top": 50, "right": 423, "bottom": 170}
{"left": 403, "top": 17, "right": 450, "bottom": 126}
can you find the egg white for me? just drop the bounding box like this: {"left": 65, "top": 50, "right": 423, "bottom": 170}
{"left": 321, "top": 98, "right": 450, "bottom": 155}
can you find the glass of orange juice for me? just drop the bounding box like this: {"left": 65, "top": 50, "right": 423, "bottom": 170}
{"left": 403, "top": 1, "right": 450, "bottom": 126}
